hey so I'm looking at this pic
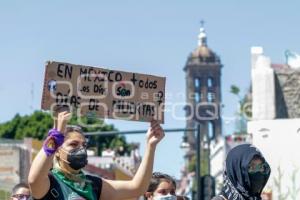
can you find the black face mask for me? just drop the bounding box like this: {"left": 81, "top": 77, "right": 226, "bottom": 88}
{"left": 248, "top": 172, "right": 267, "bottom": 195}
{"left": 65, "top": 147, "right": 88, "bottom": 170}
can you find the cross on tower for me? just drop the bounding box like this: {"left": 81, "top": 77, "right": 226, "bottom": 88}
{"left": 200, "top": 19, "right": 205, "bottom": 28}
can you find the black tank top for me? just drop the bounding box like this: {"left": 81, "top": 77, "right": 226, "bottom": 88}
{"left": 35, "top": 172, "right": 102, "bottom": 200}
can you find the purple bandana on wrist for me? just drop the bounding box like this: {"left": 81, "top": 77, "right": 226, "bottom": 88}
{"left": 43, "top": 129, "right": 65, "bottom": 157}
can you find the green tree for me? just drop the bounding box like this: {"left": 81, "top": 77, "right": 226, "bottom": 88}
{"left": 0, "top": 111, "right": 53, "bottom": 139}
{"left": 0, "top": 189, "right": 10, "bottom": 200}
{"left": 187, "top": 150, "right": 209, "bottom": 196}
{"left": 230, "top": 85, "right": 240, "bottom": 97}
{"left": 187, "top": 151, "right": 209, "bottom": 176}
{"left": 0, "top": 111, "right": 132, "bottom": 156}
{"left": 230, "top": 85, "right": 250, "bottom": 134}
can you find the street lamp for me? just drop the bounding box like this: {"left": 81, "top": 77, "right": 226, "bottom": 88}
{"left": 180, "top": 135, "right": 190, "bottom": 150}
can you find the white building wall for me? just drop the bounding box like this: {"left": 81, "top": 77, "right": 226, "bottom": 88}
{"left": 210, "top": 138, "right": 225, "bottom": 193}
{"left": 248, "top": 119, "right": 300, "bottom": 200}
{"left": 251, "top": 47, "right": 276, "bottom": 120}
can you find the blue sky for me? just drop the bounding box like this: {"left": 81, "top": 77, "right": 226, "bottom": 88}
{"left": 1, "top": 1, "right": 300, "bottom": 178}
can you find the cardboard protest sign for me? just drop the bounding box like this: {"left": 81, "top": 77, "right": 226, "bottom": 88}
{"left": 41, "top": 61, "right": 165, "bottom": 123}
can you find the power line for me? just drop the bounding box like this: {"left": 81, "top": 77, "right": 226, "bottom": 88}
{"left": 84, "top": 128, "right": 196, "bottom": 136}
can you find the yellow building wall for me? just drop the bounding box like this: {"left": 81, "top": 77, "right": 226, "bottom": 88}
{"left": 31, "top": 139, "right": 43, "bottom": 161}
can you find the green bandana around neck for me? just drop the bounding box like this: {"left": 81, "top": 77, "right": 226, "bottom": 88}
{"left": 51, "top": 168, "right": 95, "bottom": 200}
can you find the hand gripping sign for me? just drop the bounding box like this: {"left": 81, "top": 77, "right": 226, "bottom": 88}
{"left": 41, "top": 61, "right": 166, "bottom": 123}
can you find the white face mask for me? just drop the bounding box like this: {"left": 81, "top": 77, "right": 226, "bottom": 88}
{"left": 153, "top": 194, "right": 177, "bottom": 200}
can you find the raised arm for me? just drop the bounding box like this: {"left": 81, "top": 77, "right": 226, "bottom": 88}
{"left": 28, "top": 111, "right": 71, "bottom": 199}
{"left": 101, "top": 120, "right": 165, "bottom": 200}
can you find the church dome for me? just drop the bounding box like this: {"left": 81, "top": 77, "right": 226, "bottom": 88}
{"left": 189, "top": 26, "right": 220, "bottom": 63}
{"left": 192, "top": 45, "right": 215, "bottom": 58}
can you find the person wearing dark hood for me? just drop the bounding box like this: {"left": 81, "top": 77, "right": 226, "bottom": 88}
{"left": 212, "top": 144, "right": 271, "bottom": 200}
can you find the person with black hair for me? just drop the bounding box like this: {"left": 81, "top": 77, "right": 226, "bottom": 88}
{"left": 212, "top": 144, "right": 271, "bottom": 200}
{"left": 176, "top": 195, "right": 189, "bottom": 200}
{"left": 144, "top": 172, "right": 177, "bottom": 200}
{"left": 28, "top": 111, "right": 165, "bottom": 200}
{"left": 10, "top": 183, "right": 31, "bottom": 200}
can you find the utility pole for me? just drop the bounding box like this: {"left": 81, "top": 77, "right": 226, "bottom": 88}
{"left": 196, "top": 124, "right": 201, "bottom": 200}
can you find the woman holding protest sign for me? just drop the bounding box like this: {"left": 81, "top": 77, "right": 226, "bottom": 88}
{"left": 28, "top": 111, "right": 165, "bottom": 200}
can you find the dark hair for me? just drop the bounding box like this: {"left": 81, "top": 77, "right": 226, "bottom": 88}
{"left": 11, "top": 183, "right": 29, "bottom": 195}
{"left": 43, "top": 125, "right": 84, "bottom": 141}
{"left": 65, "top": 125, "right": 85, "bottom": 139}
{"left": 65, "top": 125, "right": 84, "bottom": 134}
{"left": 177, "top": 196, "right": 190, "bottom": 200}
{"left": 144, "top": 172, "right": 176, "bottom": 199}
